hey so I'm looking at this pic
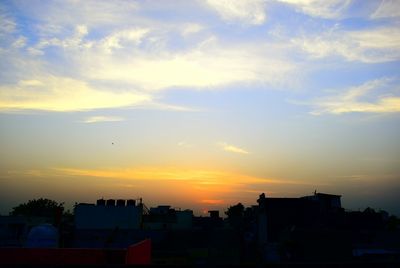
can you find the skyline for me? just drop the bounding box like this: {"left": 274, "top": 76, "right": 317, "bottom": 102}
{"left": 1, "top": 0, "right": 400, "bottom": 216}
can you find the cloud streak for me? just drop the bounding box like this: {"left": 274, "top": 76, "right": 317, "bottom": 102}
{"left": 52, "top": 166, "right": 312, "bottom": 186}
{"left": 276, "top": 0, "right": 351, "bottom": 19}
{"left": 218, "top": 142, "right": 250, "bottom": 155}
{"left": 308, "top": 78, "right": 400, "bottom": 115}
{"left": 0, "top": 1, "right": 297, "bottom": 113}
{"left": 205, "top": 0, "right": 267, "bottom": 25}
{"left": 3, "top": 166, "right": 317, "bottom": 211}
{"left": 370, "top": 0, "right": 400, "bottom": 19}
{"left": 82, "top": 116, "right": 125, "bottom": 123}
{"left": 0, "top": 76, "right": 150, "bottom": 112}
{"left": 292, "top": 26, "right": 400, "bottom": 63}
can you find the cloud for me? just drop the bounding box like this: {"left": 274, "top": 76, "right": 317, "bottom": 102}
{"left": 200, "top": 199, "right": 224, "bottom": 204}
{"left": 27, "top": 24, "right": 91, "bottom": 55}
{"left": 80, "top": 40, "right": 295, "bottom": 91}
{"left": 0, "top": 1, "right": 298, "bottom": 114}
{"left": 218, "top": 142, "right": 250, "bottom": 154}
{"left": 3, "top": 166, "right": 321, "bottom": 212}
{"left": 293, "top": 26, "right": 400, "bottom": 63}
{"left": 181, "top": 23, "right": 204, "bottom": 36}
{"left": 0, "top": 76, "right": 150, "bottom": 112}
{"left": 308, "top": 78, "right": 400, "bottom": 115}
{"left": 12, "top": 36, "right": 27, "bottom": 48}
{"left": 53, "top": 166, "right": 310, "bottom": 186}
{"left": 0, "top": 9, "right": 16, "bottom": 35}
{"left": 82, "top": 116, "right": 125, "bottom": 123}
{"left": 370, "top": 0, "right": 400, "bottom": 19}
{"left": 99, "top": 28, "right": 149, "bottom": 53}
{"left": 29, "top": 24, "right": 295, "bottom": 91}
{"left": 14, "top": 0, "right": 139, "bottom": 30}
{"left": 178, "top": 141, "right": 194, "bottom": 148}
{"left": 205, "top": 0, "right": 267, "bottom": 25}
{"left": 276, "top": 0, "right": 351, "bottom": 19}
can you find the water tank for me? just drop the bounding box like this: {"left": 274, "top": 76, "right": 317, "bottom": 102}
{"left": 25, "top": 224, "right": 59, "bottom": 248}
{"left": 106, "top": 199, "right": 115, "bottom": 206}
{"left": 116, "top": 199, "right": 125, "bottom": 206}
{"left": 96, "top": 199, "right": 106, "bottom": 206}
{"left": 127, "top": 199, "right": 136, "bottom": 206}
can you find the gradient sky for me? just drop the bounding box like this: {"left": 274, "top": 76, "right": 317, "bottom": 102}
{"left": 1, "top": 0, "right": 400, "bottom": 216}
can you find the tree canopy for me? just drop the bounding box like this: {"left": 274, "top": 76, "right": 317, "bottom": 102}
{"left": 10, "top": 198, "right": 64, "bottom": 217}
{"left": 225, "top": 202, "right": 244, "bottom": 229}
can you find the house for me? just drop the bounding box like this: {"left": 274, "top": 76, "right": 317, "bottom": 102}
{"left": 143, "top": 206, "right": 193, "bottom": 230}
{"left": 73, "top": 199, "right": 144, "bottom": 248}
{"left": 74, "top": 199, "right": 143, "bottom": 230}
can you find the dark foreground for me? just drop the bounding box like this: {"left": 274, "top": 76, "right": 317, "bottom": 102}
{"left": 2, "top": 262, "right": 400, "bottom": 268}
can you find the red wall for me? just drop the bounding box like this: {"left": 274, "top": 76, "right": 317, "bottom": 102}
{"left": 0, "top": 239, "right": 151, "bottom": 265}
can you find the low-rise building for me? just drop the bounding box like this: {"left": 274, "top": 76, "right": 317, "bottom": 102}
{"left": 75, "top": 199, "right": 143, "bottom": 230}
{"left": 143, "top": 206, "right": 193, "bottom": 230}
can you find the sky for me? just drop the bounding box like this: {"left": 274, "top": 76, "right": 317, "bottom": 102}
{"left": 1, "top": 0, "right": 400, "bottom": 216}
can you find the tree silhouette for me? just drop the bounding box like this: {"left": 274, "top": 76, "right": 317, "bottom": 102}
{"left": 10, "top": 198, "right": 64, "bottom": 217}
{"left": 226, "top": 202, "right": 244, "bottom": 229}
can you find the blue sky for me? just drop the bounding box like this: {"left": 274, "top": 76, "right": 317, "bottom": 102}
{"left": 1, "top": 0, "right": 400, "bottom": 215}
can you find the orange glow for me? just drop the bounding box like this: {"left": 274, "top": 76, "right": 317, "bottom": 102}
{"left": 47, "top": 166, "right": 315, "bottom": 208}
{"left": 53, "top": 166, "right": 310, "bottom": 185}
{"left": 200, "top": 199, "right": 224, "bottom": 204}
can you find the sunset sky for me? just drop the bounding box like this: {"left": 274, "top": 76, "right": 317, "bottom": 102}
{"left": 1, "top": 0, "right": 400, "bottom": 216}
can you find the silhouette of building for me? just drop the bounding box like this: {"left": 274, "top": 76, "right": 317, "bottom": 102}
{"left": 193, "top": 210, "right": 223, "bottom": 230}
{"left": 73, "top": 199, "right": 145, "bottom": 248}
{"left": 251, "top": 192, "right": 352, "bottom": 262}
{"left": 0, "top": 216, "right": 27, "bottom": 247}
{"left": 75, "top": 199, "right": 143, "bottom": 230}
{"left": 143, "top": 205, "right": 193, "bottom": 230}
{"left": 2, "top": 194, "right": 399, "bottom": 265}
{"left": 302, "top": 192, "right": 342, "bottom": 213}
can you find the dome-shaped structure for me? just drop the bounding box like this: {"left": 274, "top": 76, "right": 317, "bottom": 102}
{"left": 25, "top": 224, "right": 59, "bottom": 248}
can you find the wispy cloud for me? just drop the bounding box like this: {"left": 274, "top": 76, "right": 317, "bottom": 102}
{"left": 276, "top": 0, "right": 351, "bottom": 19}
{"left": 0, "top": 1, "right": 297, "bottom": 113}
{"left": 331, "top": 173, "right": 400, "bottom": 183}
{"left": 2, "top": 165, "right": 325, "bottom": 212}
{"left": 77, "top": 33, "right": 295, "bottom": 91}
{"left": 82, "top": 116, "right": 125, "bottom": 123}
{"left": 0, "top": 9, "right": 16, "bottom": 34}
{"left": 178, "top": 141, "right": 194, "bottom": 148}
{"left": 205, "top": 0, "right": 267, "bottom": 25}
{"left": 43, "top": 166, "right": 317, "bottom": 208}
{"left": 52, "top": 166, "right": 312, "bottom": 186}
{"left": 370, "top": 0, "right": 400, "bottom": 19}
{"left": 308, "top": 78, "right": 400, "bottom": 115}
{"left": 218, "top": 142, "right": 250, "bottom": 155}
{"left": 200, "top": 199, "right": 224, "bottom": 204}
{"left": 292, "top": 26, "right": 400, "bottom": 63}
{"left": 181, "top": 23, "right": 204, "bottom": 36}
{"left": 0, "top": 76, "right": 150, "bottom": 112}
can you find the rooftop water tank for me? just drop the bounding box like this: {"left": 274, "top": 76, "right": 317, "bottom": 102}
{"left": 106, "top": 199, "right": 115, "bottom": 206}
{"left": 96, "top": 199, "right": 106, "bottom": 206}
{"left": 25, "top": 224, "right": 59, "bottom": 248}
{"left": 116, "top": 199, "right": 125, "bottom": 206}
{"left": 127, "top": 199, "right": 136, "bottom": 206}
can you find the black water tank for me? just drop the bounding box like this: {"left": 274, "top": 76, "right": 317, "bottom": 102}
{"left": 106, "top": 199, "right": 115, "bottom": 206}
{"left": 126, "top": 199, "right": 136, "bottom": 206}
{"left": 116, "top": 199, "right": 125, "bottom": 206}
{"left": 96, "top": 199, "right": 106, "bottom": 206}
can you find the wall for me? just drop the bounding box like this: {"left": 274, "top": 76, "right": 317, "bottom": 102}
{"left": 75, "top": 204, "right": 141, "bottom": 230}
